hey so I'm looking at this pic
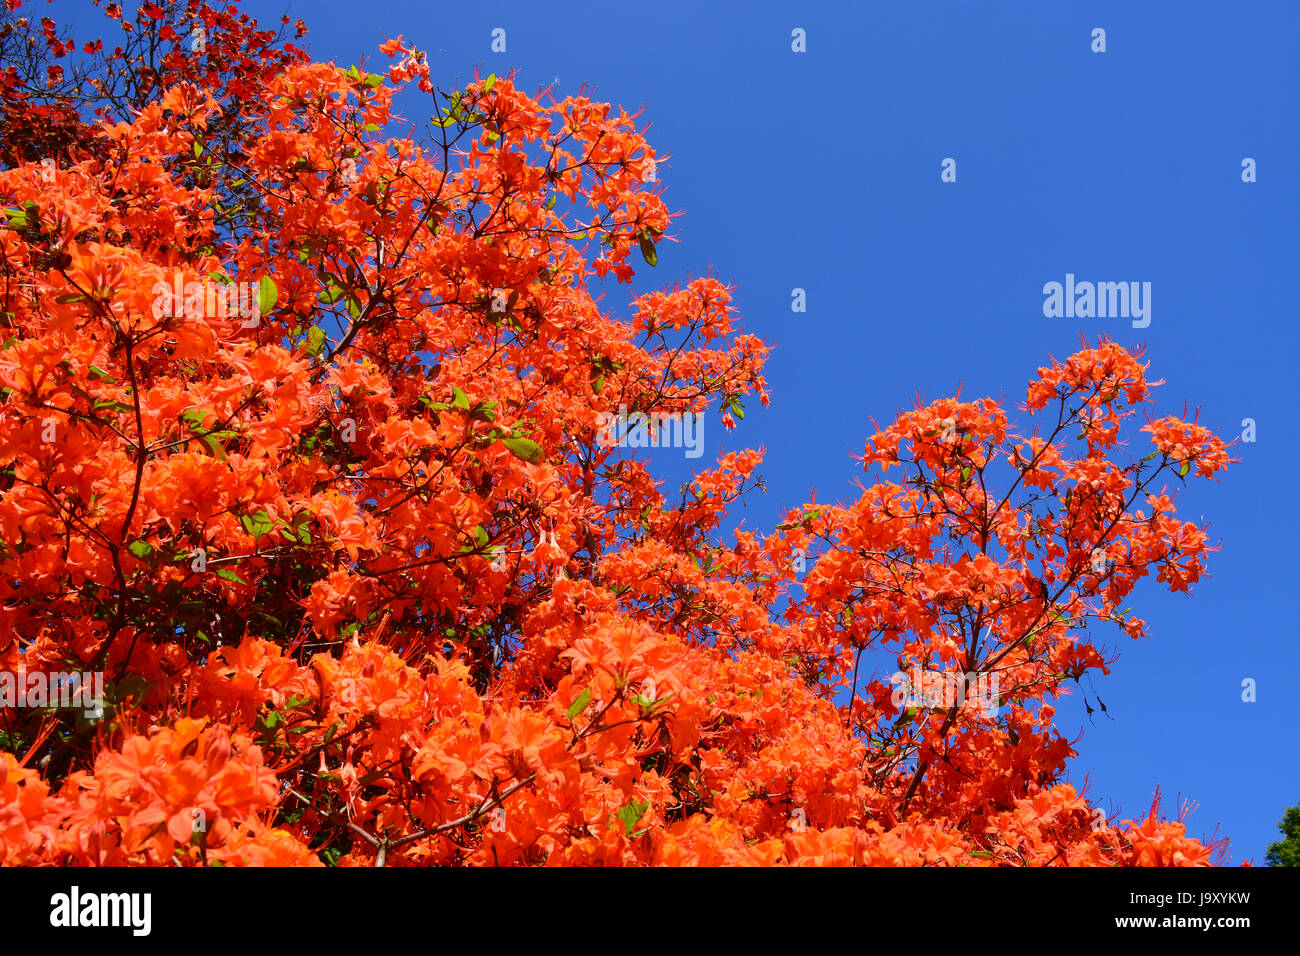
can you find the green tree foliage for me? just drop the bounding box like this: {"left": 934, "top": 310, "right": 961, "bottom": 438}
{"left": 1265, "top": 801, "right": 1300, "bottom": 866}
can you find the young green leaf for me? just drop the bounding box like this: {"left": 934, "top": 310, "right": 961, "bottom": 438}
{"left": 615, "top": 799, "right": 650, "bottom": 836}
{"left": 566, "top": 688, "right": 592, "bottom": 720}
{"left": 127, "top": 540, "right": 154, "bottom": 560}
{"left": 501, "top": 435, "right": 542, "bottom": 464}
{"left": 240, "top": 511, "right": 273, "bottom": 538}
{"left": 306, "top": 325, "right": 327, "bottom": 356}
{"left": 258, "top": 276, "right": 278, "bottom": 315}
{"left": 639, "top": 233, "right": 657, "bottom": 267}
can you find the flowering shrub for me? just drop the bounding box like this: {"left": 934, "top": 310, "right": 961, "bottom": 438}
{"left": 0, "top": 0, "right": 1232, "bottom": 866}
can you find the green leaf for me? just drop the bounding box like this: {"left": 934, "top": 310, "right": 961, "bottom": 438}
{"left": 451, "top": 387, "right": 471, "bottom": 411}
{"left": 729, "top": 399, "right": 744, "bottom": 421}
{"left": 215, "top": 568, "right": 249, "bottom": 585}
{"left": 306, "top": 325, "right": 327, "bottom": 356}
{"left": 2, "top": 207, "right": 28, "bottom": 228}
{"left": 632, "top": 691, "right": 663, "bottom": 712}
{"left": 544, "top": 194, "right": 557, "bottom": 211}
{"left": 501, "top": 435, "right": 542, "bottom": 464}
{"left": 92, "top": 398, "right": 133, "bottom": 414}
{"left": 1179, "top": 460, "right": 1191, "bottom": 477}
{"left": 357, "top": 767, "right": 388, "bottom": 787}
{"left": 615, "top": 799, "right": 649, "bottom": 836}
{"left": 258, "top": 276, "right": 278, "bottom": 315}
{"left": 199, "top": 432, "right": 228, "bottom": 458}
{"left": 566, "top": 688, "right": 591, "bottom": 720}
{"left": 363, "top": 72, "right": 384, "bottom": 88}
{"left": 483, "top": 73, "right": 496, "bottom": 93}
{"left": 240, "top": 510, "right": 273, "bottom": 538}
{"left": 110, "top": 675, "right": 150, "bottom": 704}
{"left": 639, "top": 234, "right": 657, "bottom": 267}
{"left": 127, "top": 540, "right": 154, "bottom": 560}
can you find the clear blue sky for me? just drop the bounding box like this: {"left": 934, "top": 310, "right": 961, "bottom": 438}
{"left": 51, "top": 0, "right": 1300, "bottom": 863}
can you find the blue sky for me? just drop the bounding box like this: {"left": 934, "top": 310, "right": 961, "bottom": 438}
{"left": 50, "top": 0, "right": 1300, "bottom": 862}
